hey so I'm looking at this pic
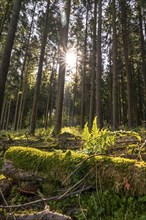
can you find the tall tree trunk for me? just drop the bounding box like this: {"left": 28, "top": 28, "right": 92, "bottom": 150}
{"left": 89, "top": 0, "right": 97, "bottom": 130}
{"left": 81, "top": 3, "right": 89, "bottom": 129}
{"left": 53, "top": 0, "right": 71, "bottom": 135}
{"left": 13, "top": 92, "right": 20, "bottom": 130}
{"left": 72, "top": 72, "right": 78, "bottom": 126}
{"left": 138, "top": 2, "right": 146, "bottom": 120}
{"left": 96, "top": 0, "right": 103, "bottom": 128}
{"left": 2, "top": 100, "right": 9, "bottom": 130}
{"left": 30, "top": 0, "right": 50, "bottom": 134}
{"left": 45, "top": 54, "right": 56, "bottom": 129}
{"left": 6, "top": 98, "right": 12, "bottom": 130}
{"left": 120, "top": 72, "right": 127, "bottom": 125}
{"left": 18, "top": 59, "right": 30, "bottom": 129}
{"left": 0, "top": 0, "right": 22, "bottom": 127}
{"left": 0, "top": 98, "right": 6, "bottom": 129}
{"left": 120, "top": 0, "right": 134, "bottom": 127}
{"left": 112, "top": 0, "right": 118, "bottom": 130}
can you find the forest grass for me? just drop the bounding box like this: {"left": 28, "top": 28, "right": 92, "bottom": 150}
{"left": 4, "top": 146, "right": 146, "bottom": 196}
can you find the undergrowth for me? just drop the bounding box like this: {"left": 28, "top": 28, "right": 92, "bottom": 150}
{"left": 82, "top": 117, "right": 142, "bottom": 154}
{"left": 52, "top": 190, "right": 146, "bottom": 220}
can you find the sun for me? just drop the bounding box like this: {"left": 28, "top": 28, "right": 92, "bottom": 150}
{"left": 65, "top": 49, "right": 77, "bottom": 71}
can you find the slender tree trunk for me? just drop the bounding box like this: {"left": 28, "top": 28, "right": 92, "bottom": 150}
{"left": 45, "top": 54, "right": 56, "bottom": 129}
{"left": 2, "top": 100, "right": 8, "bottom": 130}
{"left": 53, "top": 0, "right": 71, "bottom": 135}
{"left": 138, "top": 2, "right": 146, "bottom": 120}
{"left": 81, "top": 4, "right": 89, "bottom": 129}
{"left": 30, "top": 0, "right": 50, "bottom": 134}
{"left": 120, "top": 0, "right": 134, "bottom": 127}
{"left": 72, "top": 74, "right": 78, "bottom": 126}
{"left": 89, "top": 0, "right": 97, "bottom": 130}
{"left": 0, "top": 0, "right": 22, "bottom": 126}
{"left": 120, "top": 72, "right": 127, "bottom": 125}
{"left": 109, "top": 48, "right": 112, "bottom": 126}
{"left": 112, "top": 0, "right": 118, "bottom": 130}
{"left": 0, "top": 98, "right": 6, "bottom": 129}
{"left": 49, "top": 69, "right": 57, "bottom": 124}
{"left": 96, "top": 0, "right": 103, "bottom": 128}
{"left": 18, "top": 59, "right": 30, "bottom": 129}
{"left": 13, "top": 93, "right": 20, "bottom": 130}
{"left": 6, "top": 98, "right": 12, "bottom": 129}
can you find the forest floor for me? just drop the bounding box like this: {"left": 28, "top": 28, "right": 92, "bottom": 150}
{"left": 0, "top": 127, "right": 146, "bottom": 219}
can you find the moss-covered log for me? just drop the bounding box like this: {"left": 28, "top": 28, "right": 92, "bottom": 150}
{"left": 3, "top": 146, "right": 146, "bottom": 196}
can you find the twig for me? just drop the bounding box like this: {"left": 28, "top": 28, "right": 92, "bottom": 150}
{"left": 62, "top": 154, "right": 97, "bottom": 185}
{"left": 0, "top": 188, "right": 9, "bottom": 206}
{"left": 78, "top": 183, "right": 87, "bottom": 220}
{"left": 59, "top": 167, "right": 94, "bottom": 200}
{"left": 0, "top": 189, "right": 16, "bottom": 220}
{"left": 0, "top": 186, "right": 92, "bottom": 210}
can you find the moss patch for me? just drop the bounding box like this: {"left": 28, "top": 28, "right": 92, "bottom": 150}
{"left": 4, "top": 146, "right": 146, "bottom": 195}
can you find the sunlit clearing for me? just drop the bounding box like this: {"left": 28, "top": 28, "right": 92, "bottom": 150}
{"left": 65, "top": 50, "right": 77, "bottom": 70}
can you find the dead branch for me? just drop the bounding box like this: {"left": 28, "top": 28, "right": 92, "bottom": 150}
{"left": 0, "top": 209, "right": 72, "bottom": 220}
{"left": 0, "top": 186, "right": 92, "bottom": 210}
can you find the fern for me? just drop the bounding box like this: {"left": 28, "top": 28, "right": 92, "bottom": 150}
{"left": 82, "top": 117, "right": 116, "bottom": 154}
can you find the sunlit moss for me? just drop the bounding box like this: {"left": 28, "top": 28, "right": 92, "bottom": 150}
{"left": 4, "top": 146, "right": 146, "bottom": 195}
{"left": 0, "top": 174, "right": 5, "bottom": 180}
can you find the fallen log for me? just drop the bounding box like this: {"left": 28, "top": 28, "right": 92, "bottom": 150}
{"left": 0, "top": 209, "right": 72, "bottom": 220}
{"left": 120, "top": 153, "right": 146, "bottom": 161}
{"left": 1, "top": 161, "right": 45, "bottom": 182}
{"left": 3, "top": 146, "right": 146, "bottom": 196}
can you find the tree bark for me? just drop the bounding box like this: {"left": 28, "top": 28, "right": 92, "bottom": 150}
{"left": 81, "top": 4, "right": 89, "bottom": 129}
{"left": 6, "top": 98, "right": 12, "bottom": 129}
{"left": 0, "top": 97, "right": 6, "bottom": 129}
{"left": 89, "top": 0, "right": 97, "bottom": 130}
{"left": 138, "top": 2, "right": 146, "bottom": 120}
{"left": 112, "top": 0, "right": 118, "bottom": 130}
{"left": 120, "top": 0, "right": 134, "bottom": 127}
{"left": 30, "top": 0, "right": 50, "bottom": 134}
{"left": 0, "top": 0, "right": 22, "bottom": 126}
{"left": 45, "top": 53, "right": 56, "bottom": 128}
{"left": 96, "top": 0, "right": 103, "bottom": 129}
{"left": 53, "top": 0, "right": 71, "bottom": 135}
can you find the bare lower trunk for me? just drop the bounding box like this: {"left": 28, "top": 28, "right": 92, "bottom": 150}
{"left": 81, "top": 5, "right": 88, "bottom": 129}
{"left": 6, "top": 98, "right": 11, "bottom": 129}
{"left": 30, "top": 0, "right": 50, "bottom": 134}
{"left": 89, "top": 0, "right": 97, "bottom": 130}
{"left": 112, "top": 0, "right": 118, "bottom": 130}
{"left": 96, "top": 0, "right": 103, "bottom": 128}
{"left": 53, "top": 0, "right": 71, "bottom": 135}
{"left": 120, "top": 0, "right": 134, "bottom": 127}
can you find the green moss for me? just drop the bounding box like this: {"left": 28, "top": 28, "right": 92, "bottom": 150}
{"left": 0, "top": 174, "right": 5, "bottom": 180}
{"left": 4, "top": 146, "right": 146, "bottom": 195}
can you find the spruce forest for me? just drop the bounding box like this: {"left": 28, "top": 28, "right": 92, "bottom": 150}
{"left": 0, "top": 0, "right": 146, "bottom": 219}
